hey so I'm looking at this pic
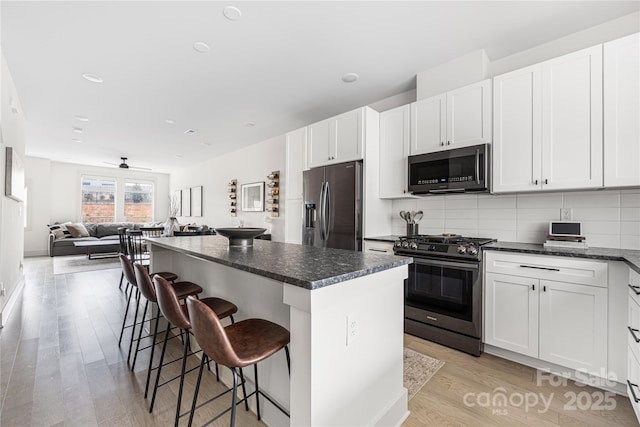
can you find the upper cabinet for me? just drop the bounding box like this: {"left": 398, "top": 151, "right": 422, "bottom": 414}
{"left": 604, "top": 33, "right": 640, "bottom": 188}
{"left": 307, "top": 108, "right": 363, "bottom": 168}
{"left": 379, "top": 104, "right": 411, "bottom": 198}
{"left": 493, "top": 45, "right": 603, "bottom": 193}
{"left": 410, "top": 79, "right": 492, "bottom": 155}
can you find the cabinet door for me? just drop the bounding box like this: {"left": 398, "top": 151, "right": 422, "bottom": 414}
{"left": 284, "top": 198, "right": 303, "bottom": 244}
{"left": 447, "top": 79, "right": 492, "bottom": 149}
{"left": 286, "top": 127, "right": 307, "bottom": 199}
{"left": 307, "top": 118, "right": 331, "bottom": 168}
{"left": 410, "top": 94, "right": 446, "bottom": 155}
{"left": 541, "top": 45, "right": 603, "bottom": 190}
{"left": 604, "top": 33, "right": 640, "bottom": 188}
{"left": 379, "top": 105, "right": 410, "bottom": 198}
{"left": 539, "top": 280, "right": 607, "bottom": 374}
{"left": 493, "top": 65, "right": 543, "bottom": 193}
{"left": 332, "top": 108, "right": 363, "bottom": 163}
{"left": 484, "top": 272, "right": 539, "bottom": 357}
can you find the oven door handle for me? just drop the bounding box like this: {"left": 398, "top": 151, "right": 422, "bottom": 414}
{"left": 412, "top": 257, "right": 479, "bottom": 270}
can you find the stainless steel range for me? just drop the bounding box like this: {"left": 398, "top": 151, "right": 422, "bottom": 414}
{"left": 393, "top": 235, "right": 496, "bottom": 356}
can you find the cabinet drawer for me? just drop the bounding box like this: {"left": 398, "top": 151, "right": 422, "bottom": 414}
{"left": 363, "top": 240, "right": 394, "bottom": 255}
{"left": 484, "top": 251, "right": 608, "bottom": 287}
{"left": 628, "top": 348, "right": 640, "bottom": 418}
{"left": 630, "top": 269, "right": 640, "bottom": 307}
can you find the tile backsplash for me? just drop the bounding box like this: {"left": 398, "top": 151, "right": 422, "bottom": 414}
{"left": 391, "top": 189, "right": 640, "bottom": 250}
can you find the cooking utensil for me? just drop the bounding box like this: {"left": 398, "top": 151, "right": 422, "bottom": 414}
{"left": 399, "top": 211, "right": 407, "bottom": 222}
{"left": 413, "top": 210, "right": 423, "bottom": 223}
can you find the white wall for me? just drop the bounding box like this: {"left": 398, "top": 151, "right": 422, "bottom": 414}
{"left": 170, "top": 134, "right": 286, "bottom": 241}
{"left": 392, "top": 189, "right": 640, "bottom": 250}
{"left": 1, "top": 52, "right": 26, "bottom": 325}
{"left": 23, "top": 158, "right": 170, "bottom": 256}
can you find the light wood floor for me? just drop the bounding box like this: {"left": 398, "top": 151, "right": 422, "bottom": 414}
{"left": 1, "top": 257, "right": 638, "bottom": 426}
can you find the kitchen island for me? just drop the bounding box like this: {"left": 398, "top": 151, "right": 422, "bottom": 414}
{"left": 146, "top": 235, "right": 412, "bottom": 427}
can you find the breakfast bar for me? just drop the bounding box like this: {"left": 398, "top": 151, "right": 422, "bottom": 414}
{"left": 146, "top": 235, "right": 412, "bottom": 427}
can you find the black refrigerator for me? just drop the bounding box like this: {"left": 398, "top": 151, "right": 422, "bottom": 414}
{"left": 302, "top": 161, "right": 363, "bottom": 251}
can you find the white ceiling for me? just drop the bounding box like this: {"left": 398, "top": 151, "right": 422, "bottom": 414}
{"left": 2, "top": 1, "right": 638, "bottom": 173}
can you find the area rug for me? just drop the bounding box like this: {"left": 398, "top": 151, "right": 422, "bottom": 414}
{"left": 404, "top": 347, "right": 445, "bottom": 400}
{"left": 53, "top": 255, "right": 120, "bottom": 275}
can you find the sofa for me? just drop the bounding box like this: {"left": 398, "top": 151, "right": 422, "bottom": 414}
{"left": 48, "top": 222, "right": 144, "bottom": 257}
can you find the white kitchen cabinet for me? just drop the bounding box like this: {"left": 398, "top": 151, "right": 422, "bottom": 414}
{"left": 379, "top": 105, "right": 411, "bottom": 198}
{"left": 363, "top": 240, "right": 394, "bottom": 255}
{"left": 484, "top": 251, "right": 608, "bottom": 376}
{"left": 629, "top": 268, "right": 640, "bottom": 422}
{"left": 410, "top": 79, "right": 491, "bottom": 155}
{"left": 284, "top": 198, "right": 303, "bottom": 245}
{"left": 285, "top": 127, "right": 307, "bottom": 200}
{"left": 604, "top": 33, "right": 640, "bottom": 188}
{"left": 492, "top": 45, "right": 603, "bottom": 193}
{"left": 307, "top": 108, "right": 363, "bottom": 168}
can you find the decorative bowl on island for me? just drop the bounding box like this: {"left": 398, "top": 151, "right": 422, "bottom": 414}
{"left": 214, "top": 227, "right": 266, "bottom": 247}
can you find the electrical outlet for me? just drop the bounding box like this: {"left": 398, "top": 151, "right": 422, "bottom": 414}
{"left": 346, "top": 314, "right": 359, "bottom": 346}
{"left": 560, "top": 208, "right": 573, "bottom": 221}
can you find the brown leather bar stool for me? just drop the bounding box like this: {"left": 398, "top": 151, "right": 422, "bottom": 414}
{"left": 117, "top": 227, "right": 129, "bottom": 291}
{"left": 118, "top": 255, "right": 178, "bottom": 361}
{"left": 186, "top": 296, "right": 290, "bottom": 427}
{"left": 151, "top": 275, "right": 238, "bottom": 427}
{"left": 131, "top": 262, "right": 202, "bottom": 377}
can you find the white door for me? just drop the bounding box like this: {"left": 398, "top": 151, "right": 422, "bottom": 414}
{"left": 379, "top": 105, "right": 410, "bottom": 198}
{"left": 307, "top": 118, "right": 331, "bottom": 168}
{"left": 604, "top": 33, "right": 640, "bottom": 188}
{"left": 541, "top": 45, "right": 603, "bottom": 190}
{"left": 410, "top": 94, "right": 446, "bottom": 155}
{"left": 333, "top": 108, "right": 362, "bottom": 163}
{"left": 284, "top": 198, "right": 303, "bottom": 244}
{"left": 447, "top": 79, "right": 492, "bottom": 149}
{"left": 539, "top": 280, "right": 607, "bottom": 374}
{"left": 286, "top": 127, "right": 307, "bottom": 199}
{"left": 484, "top": 273, "right": 539, "bottom": 358}
{"left": 493, "top": 65, "right": 543, "bottom": 193}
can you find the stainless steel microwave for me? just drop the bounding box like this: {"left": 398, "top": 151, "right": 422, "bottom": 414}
{"left": 408, "top": 144, "right": 490, "bottom": 194}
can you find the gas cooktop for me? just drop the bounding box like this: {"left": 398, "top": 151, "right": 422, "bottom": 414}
{"left": 393, "top": 234, "right": 496, "bottom": 261}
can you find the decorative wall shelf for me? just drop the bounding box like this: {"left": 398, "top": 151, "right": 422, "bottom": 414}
{"left": 228, "top": 179, "right": 237, "bottom": 217}
{"left": 266, "top": 171, "right": 279, "bottom": 217}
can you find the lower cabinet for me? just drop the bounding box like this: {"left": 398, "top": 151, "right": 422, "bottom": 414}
{"left": 484, "top": 251, "right": 608, "bottom": 376}
{"left": 628, "top": 268, "right": 640, "bottom": 421}
{"left": 363, "top": 240, "right": 394, "bottom": 255}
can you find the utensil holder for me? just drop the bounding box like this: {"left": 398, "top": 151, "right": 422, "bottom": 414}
{"left": 406, "top": 223, "right": 419, "bottom": 236}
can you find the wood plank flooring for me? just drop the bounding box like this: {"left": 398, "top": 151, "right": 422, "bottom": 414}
{"left": 1, "top": 257, "right": 638, "bottom": 426}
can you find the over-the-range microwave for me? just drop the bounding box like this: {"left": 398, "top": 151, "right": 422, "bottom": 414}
{"left": 408, "top": 144, "right": 490, "bottom": 194}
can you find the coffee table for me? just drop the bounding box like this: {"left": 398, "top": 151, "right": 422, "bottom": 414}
{"left": 73, "top": 240, "right": 120, "bottom": 259}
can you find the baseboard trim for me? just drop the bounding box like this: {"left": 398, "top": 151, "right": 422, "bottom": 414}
{"left": 24, "top": 250, "right": 48, "bottom": 257}
{"left": 0, "top": 274, "right": 25, "bottom": 328}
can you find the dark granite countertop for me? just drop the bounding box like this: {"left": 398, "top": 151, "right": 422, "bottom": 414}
{"left": 364, "top": 235, "right": 401, "bottom": 243}
{"left": 147, "top": 235, "right": 412, "bottom": 290}
{"left": 484, "top": 241, "right": 640, "bottom": 274}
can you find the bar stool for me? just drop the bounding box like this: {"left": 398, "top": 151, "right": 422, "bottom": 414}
{"left": 131, "top": 262, "right": 203, "bottom": 394}
{"left": 118, "top": 255, "right": 178, "bottom": 361}
{"left": 186, "top": 296, "right": 290, "bottom": 427}
{"left": 151, "top": 275, "right": 238, "bottom": 427}
{"left": 117, "top": 227, "right": 129, "bottom": 291}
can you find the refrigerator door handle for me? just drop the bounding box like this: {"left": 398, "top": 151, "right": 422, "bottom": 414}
{"left": 319, "top": 181, "right": 326, "bottom": 241}
{"left": 324, "top": 182, "right": 331, "bottom": 240}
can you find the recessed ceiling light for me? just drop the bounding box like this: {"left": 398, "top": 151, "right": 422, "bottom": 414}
{"left": 175, "top": 154, "right": 184, "bottom": 158}
{"left": 72, "top": 139, "right": 83, "bottom": 143}
{"left": 73, "top": 127, "right": 83, "bottom": 133}
{"left": 82, "top": 73, "right": 104, "bottom": 83}
{"left": 184, "top": 129, "right": 196, "bottom": 135}
{"left": 193, "top": 41, "right": 211, "bottom": 53}
{"left": 74, "top": 115, "right": 89, "bottom": 122}
{"left": 244, "top": 121, "right": 256, "bottom": 127}
{"left": 165, "top": 119, "right": 175, "bottom": 124}
{"left": 201, "top": 142, "right": 212, "bottom": 147}
{"left": 223, "top": 6, "right": 242, "bottom": 21}
{"left": 341, "top": 73, "right": 359, "bottom": 83}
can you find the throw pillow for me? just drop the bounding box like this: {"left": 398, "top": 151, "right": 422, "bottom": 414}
{"left": 66, "top": 223, "right": 90, "bottom": 238}
{"left": 53, "top": 229, "right": 69, "bottom": 240}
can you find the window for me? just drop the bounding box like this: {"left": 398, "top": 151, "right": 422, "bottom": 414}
{"left": 124, "top": 181, "right": 154, "bottom": 223}
{"left": 81, "top": 177, "right": 116, "bottom": 223}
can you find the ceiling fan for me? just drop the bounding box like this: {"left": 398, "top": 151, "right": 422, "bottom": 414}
{"left": 103, "top": 157, "right": 152, "bottom": 171}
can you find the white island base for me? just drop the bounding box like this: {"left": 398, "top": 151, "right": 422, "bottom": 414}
{"left": 150, "top": 243, "right": 409, "bottom": 427}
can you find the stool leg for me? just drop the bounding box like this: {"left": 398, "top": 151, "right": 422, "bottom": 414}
{"left": 231, "top": 368, "right": 239, "bottom": 427}
{"left": 119, "top": 272, "right": 124, "bottom": 289}
{"left": 175, "top": 330, "right": 190, "bottom": 427}
{"left": 131, "top": 299, "right": 149, "bottom": 370}
{"left": 285, "top": 345, "right": 291, "bottom": 376}
{"left": 238, "top": 368, "right": 248, "bottom": 411}
{"left": 118, "top": 284, "right": 133, "bottom": 345}
{"left": 188, "top": 354, "right": 207, "bottom": 427}
{"left": 254, "top": 364, "right": 261, "bottom": 420}
{"left": 144, "top": 309, "right": 161, "bottom": 398}
{"left": 127, "top": 288, "right": 141, "bottom": 362}
{"left": 150, "top": 324, "right": 171, "bottom": 413}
